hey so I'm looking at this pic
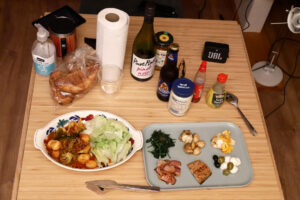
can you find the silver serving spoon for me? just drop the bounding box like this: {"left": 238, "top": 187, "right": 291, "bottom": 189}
{"left": 226, "top": 92, "right": 257, "bottom": 136}
{"left": 86, "top": 180, "right": 160, "bottom": 194}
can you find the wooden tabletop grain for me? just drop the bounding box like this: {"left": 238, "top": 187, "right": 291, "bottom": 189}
{"left": 12, "top": 14, "right": 284, "bottom": 200}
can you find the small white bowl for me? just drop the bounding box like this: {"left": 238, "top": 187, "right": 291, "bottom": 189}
{"left": 34, "top": 110, "right": 143, "bottom": 172}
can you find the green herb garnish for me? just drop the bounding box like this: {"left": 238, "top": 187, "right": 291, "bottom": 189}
{"left": 146, "top": 130, "right": 176, "bottom": 159}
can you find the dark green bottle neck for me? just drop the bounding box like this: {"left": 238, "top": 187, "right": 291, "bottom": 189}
{"left": 138, "top": 20, "right": 154, "bottom": 38}
{"left": 144, "top": 13, "right": 154, "bottom": 23}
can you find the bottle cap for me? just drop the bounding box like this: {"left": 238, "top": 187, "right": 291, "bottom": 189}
{"left": 144, "top": 2, "right": 156, "bottom": 21}
{"left": 35, "top": 23, "right": 49, "bottom": 42}
{"left": 199, "top": 61, "right": 207, "bottom": 72}
{"left": 169, "top": 43, "right": 179, "bottom": 51}
{"left": 217, "top": 73, "right": 228, "bottom": 83}
{"left": 172, "top": 78, "right": 195, "bottom": 98}
{"left": 155, "top": 31, "right": 174, "bottom": 47}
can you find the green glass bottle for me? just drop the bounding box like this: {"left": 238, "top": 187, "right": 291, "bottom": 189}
{"left": 131, "top": 2, "right": 156, "bottom": 81}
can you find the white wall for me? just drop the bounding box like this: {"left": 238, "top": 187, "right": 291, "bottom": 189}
{"left": 235, "top": 0, "right": 274, "bottom": 32}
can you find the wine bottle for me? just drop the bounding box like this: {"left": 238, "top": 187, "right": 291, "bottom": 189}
{"left": 131, "top": 2, "right": 156, "bottom": 81}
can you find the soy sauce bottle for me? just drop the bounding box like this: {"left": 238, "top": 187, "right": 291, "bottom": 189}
{"left": 130, "top": 2, "right": 156, "bottom": 81}
{"left": 156, "top": 43, "right": 179, "bottom": 101}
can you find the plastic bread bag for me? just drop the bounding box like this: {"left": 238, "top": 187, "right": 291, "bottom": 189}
{"left": 49, "top": 45, "right": 100, "bottom": 105}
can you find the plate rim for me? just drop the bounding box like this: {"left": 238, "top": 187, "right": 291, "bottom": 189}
{"left": 142, "top": 121, "right": 254, "bottom": 190}
{"left": 34, "top": 109, "right": 143, "bottom": 172}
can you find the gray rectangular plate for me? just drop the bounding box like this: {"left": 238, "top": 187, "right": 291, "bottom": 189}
{"left": 142, "top": 122, "right": 253, "bottom": 190}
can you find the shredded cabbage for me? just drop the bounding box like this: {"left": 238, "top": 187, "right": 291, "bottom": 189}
{"left": 88, "top": 116, "right": 132, "bottom": 167}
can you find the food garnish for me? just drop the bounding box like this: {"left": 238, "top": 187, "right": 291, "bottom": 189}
{"left": 146, "top": 130, "right": 175, "bottom": 159}
{"left": 211, "top": 130, "right": 235, "bottom": 154}
{"left": 213, "top": 155, "right": 241, "bottom": 175}
{"left": 155, "top": 160, "right": 181, "bottom": 185}
{"left": 187, "top": 160, "right": 211, "bottom": 184}
{"left": 179, "top": 130, "right": 205, "bottom": 155}
{"left": 44, "top": 119, "right": 98, "bottom": 169}
{"left": 88, "top": 116, "right": 133, "bottom": 167}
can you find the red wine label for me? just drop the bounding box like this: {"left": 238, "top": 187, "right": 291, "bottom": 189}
{"left": 131, "top": 54, "right": 155, "bottom": 79}
{"left": 193, "top": 84, "right": 204, "bottom": 99}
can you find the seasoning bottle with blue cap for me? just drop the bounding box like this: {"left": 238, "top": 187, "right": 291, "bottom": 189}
{"left": 168, "top": 78, "right": 195, "bottom": 116}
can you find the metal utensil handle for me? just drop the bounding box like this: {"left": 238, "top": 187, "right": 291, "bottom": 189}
{"left": 236, "top": 107, "right": 257, "bottom": 136}
{"left": 117, "top": 184, "right": 160, "bottom": 192}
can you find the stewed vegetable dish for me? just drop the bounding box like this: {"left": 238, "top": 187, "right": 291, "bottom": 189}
{"left": 44, "top": 119, "right": 98, "bottom": 169}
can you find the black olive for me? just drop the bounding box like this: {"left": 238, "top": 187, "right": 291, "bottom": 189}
{"left": 213, "top": 155, "right": 218, "bottom": 161}
{"left": 214, "top": 161, "right": 221, "bottom": 168}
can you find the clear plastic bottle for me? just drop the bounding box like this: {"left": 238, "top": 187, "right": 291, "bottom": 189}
{"left": 32, "top": 24, "right": 56, "bottom": 76}
{"left": 192, "top": 61, "right": 207, "bottom": 103}
{"left": 206, "top": 73, "right": 228, "bottom": 108}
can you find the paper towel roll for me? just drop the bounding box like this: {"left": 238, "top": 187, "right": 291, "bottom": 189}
{"left": 96, "top": 8, "right": 129, "bottom": 70}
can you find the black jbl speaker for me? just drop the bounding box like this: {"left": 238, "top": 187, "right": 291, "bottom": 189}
{"left": 202, "top": 42, "right": 229, "bottom": 63}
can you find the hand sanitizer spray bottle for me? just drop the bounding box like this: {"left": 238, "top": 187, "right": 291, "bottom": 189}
{"left": 32, "top": 24, "right": 56, "bottom": 76}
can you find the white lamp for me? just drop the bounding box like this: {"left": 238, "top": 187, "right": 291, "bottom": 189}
{"left": 252, "top": 52, "right": 283, "bottom": 87}
{"left": 252, "top": 6, "right": 300, "bottom": 87}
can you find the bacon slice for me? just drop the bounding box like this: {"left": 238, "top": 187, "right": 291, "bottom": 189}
{"left": 155, "top": 160, "right": 181, "bottom": 185}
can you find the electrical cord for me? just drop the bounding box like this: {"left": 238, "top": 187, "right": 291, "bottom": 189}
{"left": 198, "top": 0, "right": 207, "bottom": 18}
{"left": 267, "top": 37, "right": 300, "bottom": 78}
{"left": 250, "top": 37, "right": 300, "bottom": 117}
{"left": 265, "top": 48, "right": 300, "bottom": 118}
{"left": 232, "top": 0, "right": 242, "bottom": 20}
{"left": 242, "top": 0, "right": 253, "bottom": 31}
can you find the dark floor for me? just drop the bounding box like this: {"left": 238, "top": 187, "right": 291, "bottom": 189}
{"left": 0, "top": 0, "right": 299, "bottom": 200}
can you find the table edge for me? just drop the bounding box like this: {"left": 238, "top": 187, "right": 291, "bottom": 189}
{"left": 11, "top": 68, "right": 36, "bottom": 200}
{"left": 11, "top": 15, "right": 284, "bottom": 200}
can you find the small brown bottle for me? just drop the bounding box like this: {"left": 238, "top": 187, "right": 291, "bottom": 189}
{"left": 156, "top": 43, "right": 179, "bottom": 101}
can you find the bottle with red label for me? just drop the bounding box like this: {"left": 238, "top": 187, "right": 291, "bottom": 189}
{"left": 192, "top": 61, "right": 207, "bottom": 103}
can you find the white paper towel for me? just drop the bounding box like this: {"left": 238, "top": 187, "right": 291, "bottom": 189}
{"left": 96, "top": 8, "right": 129, "bottom": 70}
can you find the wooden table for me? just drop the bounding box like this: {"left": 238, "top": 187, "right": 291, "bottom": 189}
{"left": 12, "top": 15, "right": 284, "bottom": 200}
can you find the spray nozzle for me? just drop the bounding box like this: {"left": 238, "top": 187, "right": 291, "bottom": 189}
{"left": 34, "top": 23, "right": 49, "bottom": 42}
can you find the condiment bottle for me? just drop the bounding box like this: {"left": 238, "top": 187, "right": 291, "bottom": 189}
{"left": 206, "top": 73, "right": 228, "bottom": 108}
{"left": 168, "top": 78, "right": 195, "bottom": 116}
{"left": 130, "top": 2, "right": 156, "bottom": 81}
{"left": 156, "top": 43, "right": 179, "bottom": 101}
{"left": 192, "top": 61, "right": 207, "bottom": 103}
{"left": 32, "top": 24, "right": 56, "bottom": 76}
{"left": 154, "top": 31, "right": 173, "bottom": 70}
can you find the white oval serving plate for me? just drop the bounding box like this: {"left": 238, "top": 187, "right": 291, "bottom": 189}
{"left": 34, "top": 110, "right": 143, "bottom": 172}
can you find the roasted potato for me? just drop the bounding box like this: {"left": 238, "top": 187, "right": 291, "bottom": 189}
{"left": 77, "top": 154, "right": 90, "bottom": 164}
{"left": 80, "top": 134, "right": 90, "bottom": 144}
{"left": 78, "top": 144, "right": 91, "bottom": 154}
{"left": 47, "top": 140, "right": 62, "bottom": 151}
{"left": 51, "top": 150, "right": 60, "bottom": 159}
{"left": 86, "top": 160, "right": 97, "bottom": 169}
